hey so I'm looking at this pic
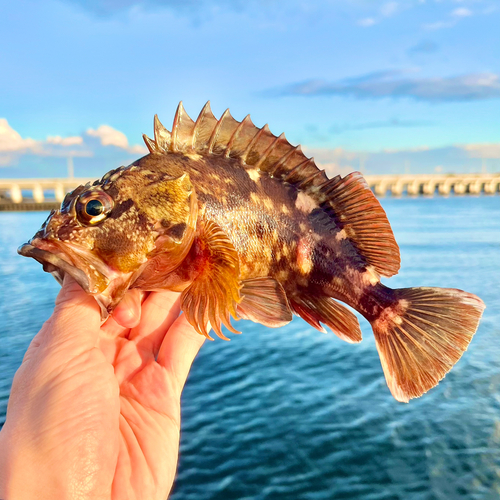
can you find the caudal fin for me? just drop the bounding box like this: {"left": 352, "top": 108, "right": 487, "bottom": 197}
{"left": 371, "top": 287, "right": 485, "bottom": 402}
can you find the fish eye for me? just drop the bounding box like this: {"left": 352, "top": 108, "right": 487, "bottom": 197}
{"left": 76, "top": 191, "right": 114, "bottom": 225}
{"left": 86, "top": 199, "right": 104, "bottom": 217}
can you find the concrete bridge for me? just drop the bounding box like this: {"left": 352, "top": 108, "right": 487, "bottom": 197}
{"left": 0, "top": 178, "right": 91, "bottom": 211}
{"left": 364, "top": 173, "right": 500, "bottom": 197}
{"left": 0, "top": 173, "right": 499, "bottom": 211}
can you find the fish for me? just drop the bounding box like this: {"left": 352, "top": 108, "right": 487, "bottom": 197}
{"left": 18, "top": 102, "right": 485, "bottom": 402}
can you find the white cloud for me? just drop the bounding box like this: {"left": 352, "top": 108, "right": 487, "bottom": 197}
{"left": 0, "top": 119, "right": 37, "bottom": 153}
{"left": 380, "top": 1, "right": 398, "bottom": 17}
{"left": 86, "top": 124, "right": 147, "bottom": 154}
{"left": 0, "top": 119, "right": 147, "bottom": 167}
{"left": 272, "top": 71, "right": 500, "bottom": 102}
{"left": 383, "top": 145, "right": 430, "bottom": 154}
{"left": 423, "top": 20, "right": 455, "bottom": 30}
{"left": 86, "top": 124, "right": 129, "bottom": 149}
{"left": 357, "top": 2, "right": 398, "bottom": 27}
{"left": 128, "top": 144, "right": 149, "bottom": 154}
{"left": 452, "top": 7, "right": 472, "bottom": 17}
{"left": 358, "top": 17, "right": 377, "bottom": 26}
{"left": 46, "top": 135, "right": 83, "bottom": 146}
{"left": 299, "top": 143, "right": 500, "bottom": 176}
{"left": 424, "top": 3, "right": 475, "bottom": 30}
{"left": 462, "top": 143, "right": 500, "bottom": 159}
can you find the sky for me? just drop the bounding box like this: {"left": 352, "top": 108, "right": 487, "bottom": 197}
{"left": 0, "top": 0, "right": 499, "bottom": 178}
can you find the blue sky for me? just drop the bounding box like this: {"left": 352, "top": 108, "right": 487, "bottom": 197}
{"left": 0, "top": 0, "right": 499, "bottom": 178}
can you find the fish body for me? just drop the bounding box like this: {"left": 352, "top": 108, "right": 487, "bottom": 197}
{"left": 19, "top": 102, "right": 485, "bottom": 402}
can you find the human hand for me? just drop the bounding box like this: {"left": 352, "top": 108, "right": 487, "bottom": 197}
{"left": 0, "top": 276, "right": 205, "bottom": 500}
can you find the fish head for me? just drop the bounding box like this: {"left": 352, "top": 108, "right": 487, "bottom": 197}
{"left": 18, "top": 161, "right": 198, "bottom": 317}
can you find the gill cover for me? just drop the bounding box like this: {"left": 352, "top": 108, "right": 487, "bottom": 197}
{"left": 133, "top": 172, "right": 198, "bottom": 289}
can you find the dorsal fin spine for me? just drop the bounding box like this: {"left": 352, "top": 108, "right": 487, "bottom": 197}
{"left": 297, "top": 166, "right": 328, "bottom": 190}
{"left": 171, "top": 102, "right": 186, "bottom": 152}
{"left": 142, "top": 134, "right": 158, "bottom": 154}
{"left": 241, "top": 124, "right": 269, "bottom": 163}
{"left": 271, "top": 145, "right": 302, "bottom": 178}
{"left": 283, "top": 157, "right": 315, "bottom": 183}
{"left": 225, "top": 114, "right": 251, "bottom": 158}
{"left": 254, "top": 132, "right": 286, "bottom": 170}
{"left": 208, "top": 108, "right": 230, "bottom": 154}
{"left": 154, "top": 114, "right": 171, "bottom": 151}
{"left": 320, "top": 175, "right": 342, "bottom": 195}
{"left": 191, "top": 101, "right": 212, "bottom": 151}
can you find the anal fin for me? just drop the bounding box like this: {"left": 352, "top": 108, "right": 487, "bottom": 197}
{"left": 237, "top": 277, "right": 293, "bottom": 328}
{"left": 290, "top": 295, "right": 362, "bottom": 343}
{"left": 181, "top": 220, "right": 241, "bottom": 340}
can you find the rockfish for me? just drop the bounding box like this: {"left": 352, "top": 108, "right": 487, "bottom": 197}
{"left": 19, "top": 102, "right": 485, "bottom": 402}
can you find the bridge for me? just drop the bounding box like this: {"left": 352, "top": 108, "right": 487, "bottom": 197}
{"left": 364, "top": 173, "right": 500, "bottom": 197}
{"left": 0, "top": 178, "right": 91, "bottom": 211}
{"left": 0, "top": 173, "right": 499, "bottom": 211}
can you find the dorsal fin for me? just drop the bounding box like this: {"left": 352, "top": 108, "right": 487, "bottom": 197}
{"left": 318, "top": 172, "right": 401, "bottom": 276}
{"left": 143, "top": 103, "right": 400, "bottom": 276}
{"left": 143, "top": 102, "right": 316, "bottom": 175}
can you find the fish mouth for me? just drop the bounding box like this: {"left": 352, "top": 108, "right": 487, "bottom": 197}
{"left": 18, "top": 242, "right": 93, "bottom": 293}
{"left": 18, "top": 239, "right": 140, "bottom": 320}
{"left": 18, "top": 238, "right": 113, "bottom": 296}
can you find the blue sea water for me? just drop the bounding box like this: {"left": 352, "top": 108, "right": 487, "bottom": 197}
{"left": 1, "top": 197, "right": 500, "bottom": 499}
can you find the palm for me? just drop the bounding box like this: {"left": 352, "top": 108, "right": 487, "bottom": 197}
{"left": 0, "top": 279, "right": 204, "bottom": 500}
{"left": 106, "top": 335, "right": 182, "bottom": 499}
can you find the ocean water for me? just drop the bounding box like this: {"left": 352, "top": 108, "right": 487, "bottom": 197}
{"left": 1, "top": 197, "right": 500, "bottom": 500}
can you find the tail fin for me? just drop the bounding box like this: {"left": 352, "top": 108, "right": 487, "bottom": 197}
{"left": 371, "top": 287, "right": 485, "bottom": 403}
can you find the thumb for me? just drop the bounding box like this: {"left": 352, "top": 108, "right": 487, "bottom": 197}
{"left": 42, "top": 274, "right": 102, "bottom": 351}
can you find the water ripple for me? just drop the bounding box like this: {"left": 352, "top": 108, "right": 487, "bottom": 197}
{"left": 1, "top": 198, "right": 500, "bottom": 499}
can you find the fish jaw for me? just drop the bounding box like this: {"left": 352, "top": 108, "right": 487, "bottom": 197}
{"left": 18, "top": 242, "right": 93, "bottom": 292}
{"left": 18, "top": 238, "right": 140, "bottom": 319}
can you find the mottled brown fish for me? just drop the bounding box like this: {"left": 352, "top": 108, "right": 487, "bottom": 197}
{"left": 19, "top": 102, "right": 485, "bottom": 402}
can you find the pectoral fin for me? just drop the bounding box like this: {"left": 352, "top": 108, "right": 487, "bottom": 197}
{"left": 237, "top": 277, "right": 293, "bottom": 328}
{"left": 181, "top": 220, "right": 241, "bottom": 340}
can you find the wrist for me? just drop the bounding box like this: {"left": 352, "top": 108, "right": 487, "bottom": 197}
{"left": 0, "top": 427, "right": 67, "bottom": 500}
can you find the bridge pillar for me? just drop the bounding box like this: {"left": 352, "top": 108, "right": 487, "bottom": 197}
{"left": 454, "top": 182, "right": 466, "bottom": 195}
{"left": 10, "top": 184, "right": 22, "bottom": 203}
{"left": 484, "top": 180, "right": 498, "bottom": 194}
{"left": 374, "top": 183, "right": 388, "bottom": 196}
{"left": 438, "top": 182, "right": 451, "bottom": 195}
{"left": 468, "top": 180, "right": 481, "bottom": 195}
{"left": 33, "top": 184, "right": 45, "bottom": 203}
{"left": 55, "top": 183, "right": 66, "bottom": 202}
{"left": 390, "top": 182, "right": 403, "bottom": 197}
{"left": 407, "top": 180, "right": 420, "bottom": 196}
{"left": 423, "top": 181, "right": 436, "bottom": 196}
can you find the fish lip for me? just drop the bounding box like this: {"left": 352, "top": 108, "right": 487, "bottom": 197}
{"left": 18, "top": 243, "right": 91, "bottom": 293}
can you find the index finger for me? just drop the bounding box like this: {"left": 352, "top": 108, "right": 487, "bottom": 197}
{"left": 128, "top": 290, "right": 183, "bottom": 355}
{"left": 157, "top": 313, "right": 206, "bottom": 394}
